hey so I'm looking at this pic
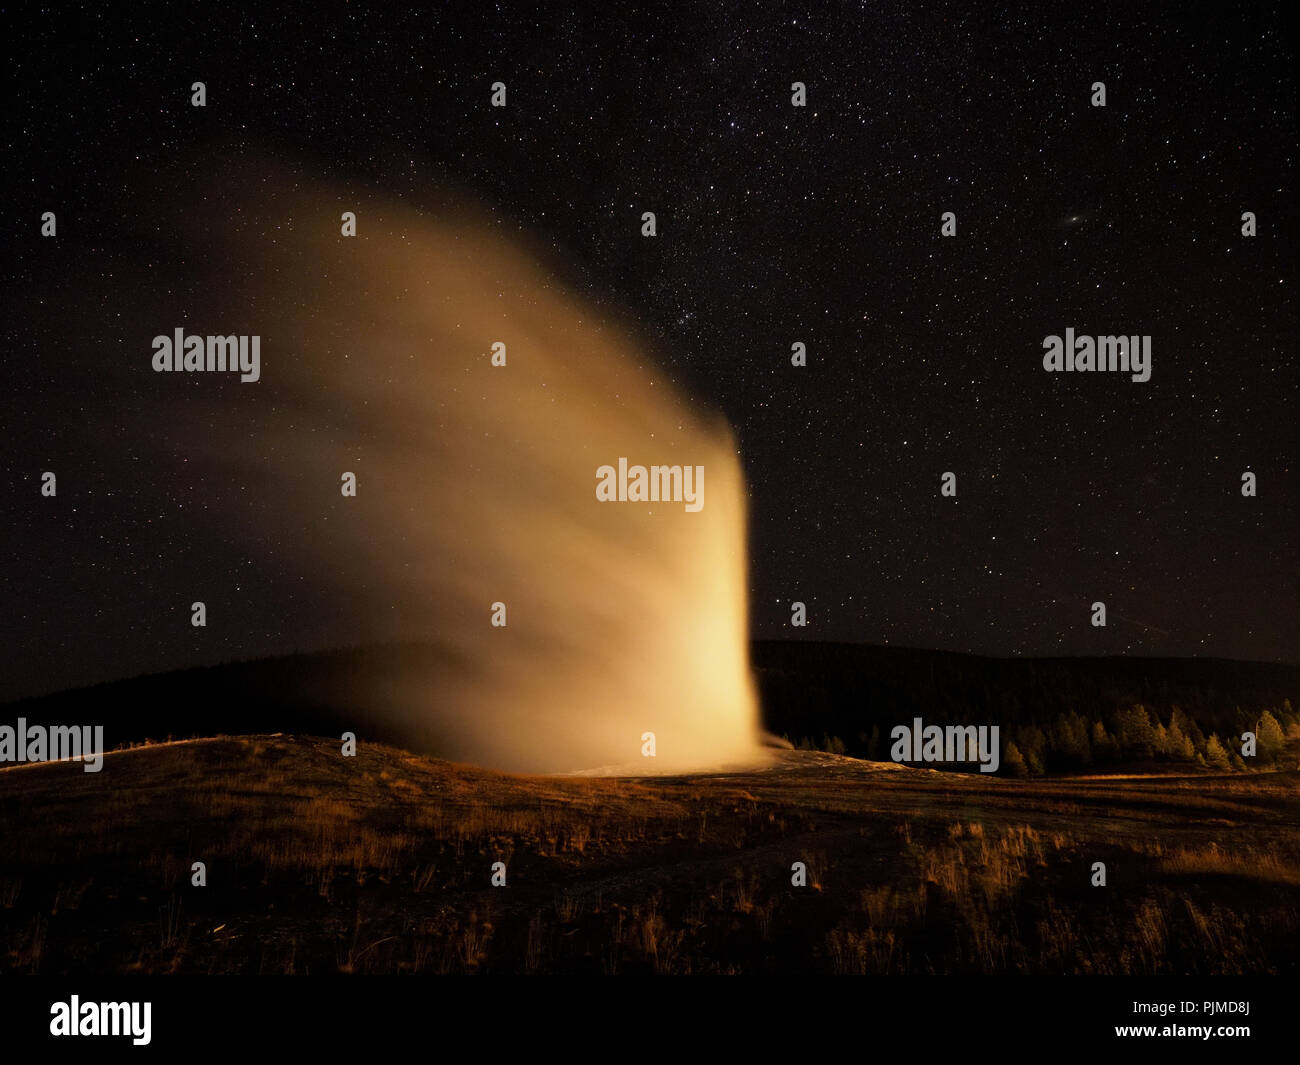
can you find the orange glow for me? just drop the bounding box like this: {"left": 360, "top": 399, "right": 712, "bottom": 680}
{"left": 132, "top": 156, "right": 766, "bottom": 773}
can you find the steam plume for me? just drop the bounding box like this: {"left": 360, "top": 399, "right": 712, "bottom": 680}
{"left": 88, "top": 155, "right": 765, "bottom": 773}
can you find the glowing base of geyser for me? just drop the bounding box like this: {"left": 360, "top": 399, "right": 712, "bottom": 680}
{"left": 100, "top": 154, "right": 769, "bottom": 775}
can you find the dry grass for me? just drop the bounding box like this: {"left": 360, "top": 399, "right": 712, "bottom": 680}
{"left": 1162, "top": 842, "right": 1300, "bottom": 885}
{"left": 2, "top": 735, "right": 1298, "bottom": 974}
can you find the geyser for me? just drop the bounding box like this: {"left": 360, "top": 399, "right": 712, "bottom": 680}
{"left": 90, "top": 155, "right": 766, "bottom": 774}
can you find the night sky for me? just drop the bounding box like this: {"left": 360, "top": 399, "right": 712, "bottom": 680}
{"left": 4, "top": 4, "right": 1297, "bottom": 700}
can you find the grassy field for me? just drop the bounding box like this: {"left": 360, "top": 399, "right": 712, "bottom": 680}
{"left": 2, "top": 734, "right": 1298, "bottom": 974}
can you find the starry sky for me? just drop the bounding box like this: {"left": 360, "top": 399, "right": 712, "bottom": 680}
{"left": 3, "top": 3, "right": 1297, "bottom": 699}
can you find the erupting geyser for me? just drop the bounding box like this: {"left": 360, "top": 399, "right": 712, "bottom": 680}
{"left": 94, "top": 155, "right": 766, "bottom": 774}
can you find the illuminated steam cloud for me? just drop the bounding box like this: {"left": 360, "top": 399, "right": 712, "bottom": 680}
{"left": 111, "top": 156, "right": 766, "bottom": 774}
